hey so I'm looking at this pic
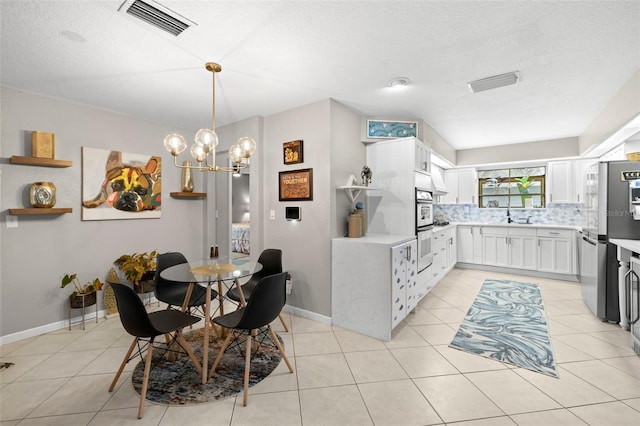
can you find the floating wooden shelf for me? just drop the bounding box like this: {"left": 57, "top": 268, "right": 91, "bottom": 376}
{"left": 9, "top": 208, "right": 73, "bottom": 215}
{"left": 10, "top": 156, "right": 72, "bottom": 167}
{"left": 170, "top": 192, "right": 207, "bottom": 199}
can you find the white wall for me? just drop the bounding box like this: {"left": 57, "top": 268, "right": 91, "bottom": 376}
{"left": 580, "top": 69, "right": 640, "bottom": 155}
{"left": 456, "top": 136, "right": 580, "bottom": 166}
{"left": 0, "top": 87, "right": 207, "bottom": 339}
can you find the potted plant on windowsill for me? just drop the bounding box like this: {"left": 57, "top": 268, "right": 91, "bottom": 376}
{"left": 114, "top": 250, "right": 158, "bottom": 294}
{"left": 60, "top": 273, "right": 104, "bottom": 308}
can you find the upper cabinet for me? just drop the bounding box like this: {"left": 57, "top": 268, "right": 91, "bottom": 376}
{"left": 547, "top": 161, "right": 573, "bottom": 204}
{"left": 415, "top": 140, "right": 431, "bottom": 175}
{"left": 441, "top": 168, "right": 477, "bottom": 204}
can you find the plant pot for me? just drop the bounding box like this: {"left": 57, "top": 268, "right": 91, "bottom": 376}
{"left": 134, "top": 271, "right": 156, "bottom": 294}
{"left": 69, "top": 291, "right": 97, "bottom": 309}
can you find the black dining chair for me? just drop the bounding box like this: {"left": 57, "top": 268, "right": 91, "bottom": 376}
{"left": 209, "top": 271, "right": 294, "bottom": 406}
{"left": 108, "top": 282, "right": 202, "bottom": 419}
{"left": 226, "top": 248, "right": 289, "bottom": 331}
{"left": 155, "top": 251, "right": 218, "bottom": 315}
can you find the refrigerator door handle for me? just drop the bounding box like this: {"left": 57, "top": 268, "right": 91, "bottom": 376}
{"left": 632, "top": 269, "right": 640, "bottom": 325}
{"left": 625, "top": 270, "right": 632, "bottom": 323}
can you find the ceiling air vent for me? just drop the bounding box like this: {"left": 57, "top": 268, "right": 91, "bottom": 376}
{"left": 467, "top": 71, "right": 520, "bottom": 93}
{"left": 118, "top": 0, "right": 195, "bottom": 36}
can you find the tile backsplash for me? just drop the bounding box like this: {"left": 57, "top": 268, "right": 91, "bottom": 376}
{"left": 434, "top": 203, "right": 582, "bottom": 226}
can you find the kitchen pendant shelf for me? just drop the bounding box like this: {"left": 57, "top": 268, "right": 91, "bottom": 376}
{"left": 9, "top": 208, "right": 72, "bottom": 215}
{"left": 338, "top": 175, "right": 378, "bottom": 203}
{"left": 10, "top": 156, "right": 72, "bottom": 167}
{"left": 170, "top": 192, "right": 207, "bottom": 199}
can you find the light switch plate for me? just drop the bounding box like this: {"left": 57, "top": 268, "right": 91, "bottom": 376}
{"left": 6, "top": 215, "right": 18, "bottom": 228}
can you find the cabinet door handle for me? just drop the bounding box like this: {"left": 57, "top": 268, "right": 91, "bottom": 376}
{"left": 505, "top": 237, "right": 508, "bottom": 244}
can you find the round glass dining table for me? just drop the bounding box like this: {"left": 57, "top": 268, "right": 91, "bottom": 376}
{"left": 160, "top": 260, "right": 263, "bottom": 383}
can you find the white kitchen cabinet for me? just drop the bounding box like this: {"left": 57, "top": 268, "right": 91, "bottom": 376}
{"left": 366, "top": 137, "right": 431, "bottom": 235}
{"left": 482, "top": 227, "right": 509, "bottom": 267}
{"left": 482, "top": 226, "right": 537, "bottom": 270}
{"left": 431, "top": 225, "right": 456, "bottom": 284}
{"left": 447, "top": 230, "right": 457, "bottom": 268}
{"left": 332, "top": 235, "right": 417, "bottom": 341}
{"left": 547, "top": 161, "right": 573, "bottom": 204}
{"left": 442, "top": 168, "right": 477, "bottom": 204}
{"left": 415, "top": 140, "right": 431, "bottom": 175}
{"left": 508, "top": 228, "right": 538, "bottom": 270}
{"left": 392, "top": 240, "right": 418, "bottom": 327}
{"left": 537, "top": 228, "right": 574, "bottom": 274}
{"left": 457, "top": 225, "right": 483, "bottom": 264}
{"left": 574, "top": 159, "right": 595, "bottom": 204}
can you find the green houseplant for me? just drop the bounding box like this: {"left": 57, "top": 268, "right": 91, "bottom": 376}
{"left": 60, "top": 273, "right": 104, "bottom": 308}
{"left": 114, "top": 250, "right": 158, "bottom": 293}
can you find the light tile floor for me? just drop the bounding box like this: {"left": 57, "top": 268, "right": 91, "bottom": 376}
{"left": 2, "top": 268, "right": 640, "bottom": 425}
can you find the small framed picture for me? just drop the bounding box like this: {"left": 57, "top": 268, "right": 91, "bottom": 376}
{"left": 283, "top": 139, "right": 303, "bottom": 165}
{"left": 279, "top": 168, "right": 313, "bottom": 201}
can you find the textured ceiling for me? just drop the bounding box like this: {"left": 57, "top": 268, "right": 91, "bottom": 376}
{"left": 1, "top": 1, "right": 639, "bottom": 150}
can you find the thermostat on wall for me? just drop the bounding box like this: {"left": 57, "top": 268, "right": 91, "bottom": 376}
{"left": 285, "top": 206, "right": 301, "bottom": 221}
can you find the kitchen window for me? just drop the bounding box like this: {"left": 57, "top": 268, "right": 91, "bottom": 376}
{"left": 478, "top": 167, "right": 546, "bottom": 208}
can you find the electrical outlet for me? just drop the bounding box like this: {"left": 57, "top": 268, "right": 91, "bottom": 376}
{"left": 270, "top": 209, "right": 275, "bottom": 220}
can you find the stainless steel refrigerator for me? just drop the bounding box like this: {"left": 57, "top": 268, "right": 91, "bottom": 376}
{"left": 581, "top": 160, "right": 640, "bottom": 323}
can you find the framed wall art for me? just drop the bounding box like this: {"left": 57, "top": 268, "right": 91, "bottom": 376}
{"left": 367, "top": 120, "right": 418, "bottom": 139}
{"left": 283, "top": 139, "right": 303, "bottom": 165}
{"left": 279, "top": 168, "right": 313, "bottom": 201}
{"left": 81, "top": 147, "right": 162, "bottom": 221}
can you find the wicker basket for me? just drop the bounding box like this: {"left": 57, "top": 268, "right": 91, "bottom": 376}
{"left": 626, "top": 152, "right": 640, "bottom": 161}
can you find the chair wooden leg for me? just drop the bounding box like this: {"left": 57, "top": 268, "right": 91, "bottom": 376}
{"left": 109, "top": 337, "right": 137, "bottom": 392}
{"left": 138, "top": 341, "right": 154, "bottom": 419}
{"left": 278, "top": 313, "right": 289, "bottom": 332}
{"left": 176, "top": 331, "right": 202, "bottom": 374}
{"left": 208, "top": 329, "right": 234, "bottom": 379}
{"left": 269, "top": 326, "right": 294, "bottom": 373}
{"left": 243, "top": 331, "right": 252, "bottom": 406}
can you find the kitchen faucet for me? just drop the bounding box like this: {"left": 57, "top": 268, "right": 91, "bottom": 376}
{"left": 507, "top": 205, "right": 513, "bottom": 223}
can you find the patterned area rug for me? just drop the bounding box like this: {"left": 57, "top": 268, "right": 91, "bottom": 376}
{"left": 131, "top": 328, "right": 283, "bottom": 404}
{"left": 449, "top": 278, "right": 558, "bottom": 377}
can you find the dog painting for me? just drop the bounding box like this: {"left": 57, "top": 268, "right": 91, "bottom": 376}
{"left": 82, "top": 147, "right": 161, "bottom": 220}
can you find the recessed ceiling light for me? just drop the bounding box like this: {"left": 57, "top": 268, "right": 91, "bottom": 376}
{"left": 388, "top": 77, "right": 410, "bottom": 88}
{"left": 467, "top": 71, "right": 520, "bottom": 93}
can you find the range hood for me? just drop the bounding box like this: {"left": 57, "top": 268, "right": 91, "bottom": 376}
{"left": 431, "top": 168, "right": 449, "bottom": 194}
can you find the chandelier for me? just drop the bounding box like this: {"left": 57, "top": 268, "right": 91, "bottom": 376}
{"left": 163, "top": 62, "right": 257, "bottom": 172}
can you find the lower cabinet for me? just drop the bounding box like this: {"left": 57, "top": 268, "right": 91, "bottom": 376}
{"left": 332, "top": 236, "right": 417, "bottom": 341}
{"left": 461, "top": 224, "right": 575, "bottom": 277}
{"left": 537, "top": 228, "right": 574, "bottom": 274}
{"left": 431, "top": 225, "right": 457, "bottom": 285}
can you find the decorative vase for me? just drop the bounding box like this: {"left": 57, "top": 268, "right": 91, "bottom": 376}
{"left": 29, "top": 181, "right": 56, "bottom": 208}
{"left": 181, "top": 161, "right": 194, "bottom": 192}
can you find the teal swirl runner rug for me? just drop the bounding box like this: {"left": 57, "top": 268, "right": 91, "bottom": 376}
{"left": 449, "top": 278, "right": 558, "bottom": 378}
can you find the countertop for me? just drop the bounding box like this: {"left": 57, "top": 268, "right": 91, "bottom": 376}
{"left": 610, "top": 238, "right": 640, "bottom": 254}
{"left": 333, "top": 233, "right": 416, "bottom": 245}
{"left": 446, "top": 222, "right": 580, "bottom": 231}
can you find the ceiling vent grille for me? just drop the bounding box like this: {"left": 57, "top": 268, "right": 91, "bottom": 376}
{"left": 467, "top": 71, "right": 520, "bottom": 93}
{"left": 118, "top": 0, "right": 193, "bottom": 36}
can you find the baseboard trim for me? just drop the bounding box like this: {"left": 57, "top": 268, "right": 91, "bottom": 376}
{"left": 455, "top": 262, "right": 579, "bottom": 282}
{"left": 283, "top": 304, "right": 332, "bottom": 326}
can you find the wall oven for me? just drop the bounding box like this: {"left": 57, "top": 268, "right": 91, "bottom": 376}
{"left": 416, "top": 188, "right": 434, "bottom": 273}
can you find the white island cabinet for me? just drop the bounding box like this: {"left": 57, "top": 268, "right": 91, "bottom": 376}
{"left": 332, "top": 234, "right": 417, "bottom": 341}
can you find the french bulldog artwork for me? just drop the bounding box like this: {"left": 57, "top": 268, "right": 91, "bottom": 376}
{"left": 82, "top": 148, "right": 162, "bottom": 221}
